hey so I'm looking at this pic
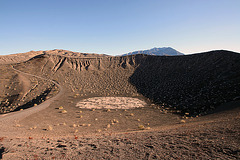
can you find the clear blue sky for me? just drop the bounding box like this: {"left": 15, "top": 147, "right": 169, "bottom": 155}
{"left": 0, "top": 0, "right": 240, "bottom": 55}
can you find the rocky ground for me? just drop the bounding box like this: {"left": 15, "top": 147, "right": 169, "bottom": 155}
{"left": 1, "top": 102, "right": 239, "bottom": 159}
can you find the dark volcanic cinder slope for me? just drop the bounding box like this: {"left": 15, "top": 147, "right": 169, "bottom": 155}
{"left": 129, "top": 50, "right": 240, "bottom": 116}
{"left": 13, "top": 50, "right": 240, "bottom": 116}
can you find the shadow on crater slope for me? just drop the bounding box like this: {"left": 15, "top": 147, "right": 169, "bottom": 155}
{"left": 129, "top": 50, "right": 240, "bottom": 116}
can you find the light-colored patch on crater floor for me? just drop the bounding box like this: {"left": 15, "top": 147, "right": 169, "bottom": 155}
{"left": 76, "top": 97, "right": 147, "bottom": 109}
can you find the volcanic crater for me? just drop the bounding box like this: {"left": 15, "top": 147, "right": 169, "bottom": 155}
{"left": 0, "top": 49, "right": 239, "bottom": 159}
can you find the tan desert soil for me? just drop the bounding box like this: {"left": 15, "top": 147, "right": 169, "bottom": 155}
{"left": 0, "top": 105, "right": 239, "bottom": 159}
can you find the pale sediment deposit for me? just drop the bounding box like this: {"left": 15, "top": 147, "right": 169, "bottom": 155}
{"left": 76, "top": 97, "right": 147, "bottom": 109}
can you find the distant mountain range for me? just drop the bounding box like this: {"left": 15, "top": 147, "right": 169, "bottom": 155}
{"left": 122, "top": 47, "right": 184, "bottom": 56}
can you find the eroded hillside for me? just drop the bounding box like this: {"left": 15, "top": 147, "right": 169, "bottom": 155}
{"left": 14, "top": 54, "right": 141, "bottom": 97}
{"left": 0, "top": 49, "right": 108, "bottom": 64}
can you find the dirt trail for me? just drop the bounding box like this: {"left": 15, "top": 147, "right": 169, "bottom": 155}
{"left": 17, "top": 72, "right": 31, "bottom": 99}
{"left": 0, "top": 66, "right": 63, "bottom": 137}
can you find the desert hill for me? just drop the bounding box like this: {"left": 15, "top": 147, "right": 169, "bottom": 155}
{"left": 0, "top": 49, "right": 108, "bottom": 64}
